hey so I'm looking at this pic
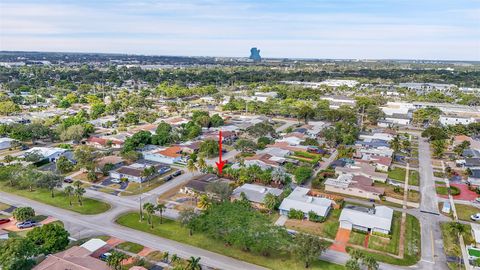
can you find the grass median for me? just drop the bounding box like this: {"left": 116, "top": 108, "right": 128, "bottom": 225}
{"left": 0, "top": 184, "right": 111, "bottom": 215}
{"left": 116, "top": 212, "right": 344, "bottom": 270}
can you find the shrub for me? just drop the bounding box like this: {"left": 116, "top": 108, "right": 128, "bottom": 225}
{"left": 308, "top": 211, "right": 325, "bottom": 223}
{"left": 288, "top": 208, "right": 304, "bottom": 220}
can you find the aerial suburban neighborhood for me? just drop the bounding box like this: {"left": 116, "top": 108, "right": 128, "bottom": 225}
{"left": 0, "top": 1, "right": 479, "bottom": 270}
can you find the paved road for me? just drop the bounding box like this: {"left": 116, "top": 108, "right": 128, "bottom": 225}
{"left": 0, "top": 191, "right": 267, "bottom": 270}
{"left": 417, "top": 137, "right": 448, "bottom": 270}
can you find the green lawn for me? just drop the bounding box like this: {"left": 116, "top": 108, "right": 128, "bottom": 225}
{"left": 455, "top": 204, "right": 480, "bottom": 222}
{"left": 116, "top": 212, "right": 344, "bottom": 270}
{"left": 388, "top": 167, "right": 406, "bottom": 182}
{"left": 120, "top": 175, "right": 167, "bottom": 196}
{"left": 346, "top": 214, "right": 420, "bottom": 266}
{"left": 409, "top": 170, "right": 420, "bottom": 186}
{"left": 436, "top": 186, "right": 460, "bottom": 196}
{"left": 117, "top": 241, "right": 144, "bottom": 254}
{"left": 348, "top": 231, "right": 366, "bottom": 246}
{"left": 284, "top": 208, "right": 340, "bottom": 240}
{"left": 368, "top": 212, "right": 401, "bottom": 255}
{"left": 0, "top": 184, "right": 111, "bottom": 215}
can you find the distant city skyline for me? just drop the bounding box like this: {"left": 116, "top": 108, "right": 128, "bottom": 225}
{"left": 0, "top": 0, "right": 479, "bottom": 61}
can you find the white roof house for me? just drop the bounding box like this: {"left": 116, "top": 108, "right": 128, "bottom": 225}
{"left": 80, "top": 238, "right": 107, "bottom": 253}
{"left": 0, "top": 137, "right": 15, "bottom": 150}
{"left": 232, "top": 184, "right": 283, "bottom": 204}
{"left": 279, "top": 187, "right": 333, "bottom": 217}
{"left": 339, "top": 205, "right": 394, "bottom": 234}
{"left": 23, "top": 147, "right": 69, "bottom": 162}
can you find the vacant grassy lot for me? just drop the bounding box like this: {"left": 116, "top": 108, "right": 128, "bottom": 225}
{"left": 116, "top": 212, "right": 344, "bottom": 270}
{"left": 0, "top": 184, "right": 111, "bottom": 215}
{"left": 117, "top": 241, "right": 144, "bottom": 253}
{"left": 455, "top": 204, "right": 480, "bottom": 222}
{"left": 436, "top": 186, "right": 460, "bottom": 196}
{"left": 388, "top": 167, "right": 406, "bottom": 182}
{"left": 284, "top": 208, "right": 340, "bottom": 239}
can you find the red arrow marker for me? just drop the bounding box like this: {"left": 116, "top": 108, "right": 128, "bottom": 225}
{"left": 215, "top": 130, "right": 226, "bottom": 174}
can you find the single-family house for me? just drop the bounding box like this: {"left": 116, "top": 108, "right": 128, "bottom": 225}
{"left": 110, "top": 162, "right": 170, "bottom": 183}
{"left": 33, "top": 246, "right": 110, "bottom": 270}
{"left": 339, "top": 205, "right": 394, "bottom": 234}
{"left": 143, "top": 146, "right": 186, "bottom": 164}
{"left": 86, "top": 136, "right": 123, "bottom": 149}
{"left": 279, "top": 187, "right": 333, "bottom": 218}
{"left": 356, "top": 156, "right": 392, "bottom": 172}
{"left": 23, "top": 147, "right": 71, "bottom": 163}
{"left": 232, "top": 184, "right": 283, "bottom": 208}
{"left": 335, "top": 162, "right": 388, "bottom": 183}
{"left": 180, "top": 174, "right": 232, "bottom": 195}
{"left": 277, "top": 132, "right": 305, "bottom": 146}
{"left": 244, "top": 153, "right": 284, "bottom": 170}
{"left": 324, "top": 174, "right": 385, "bottom": 200}
{"left": 0, "top": 137, "right": 15, "bottom": 150}
{"left": 95, "top": 155, "right": 125, "bottom": 173}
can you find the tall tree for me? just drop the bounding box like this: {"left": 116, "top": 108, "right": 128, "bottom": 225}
{"left": 64, "top": 186, "right": 74, "bottom": 206}
{"left": 13, "top": 207, "right": 35, "bottom": 222}
{"left": 26, "top": 223, "right": 69, "bottom": 254}
{"left": 293, "top": 233, "right": 328, "bottom": 268}
{"left": 156, "top": 203, "right": 166, "bottom": 224}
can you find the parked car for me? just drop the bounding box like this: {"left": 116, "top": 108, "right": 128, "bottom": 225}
{"left": 164, "top": 175, "right": 173, "bottom": 181}
{"left": 100, "top": 253, "right": 112, "bottom": 261}
{"left": 111, "top": 178, "right": 122, "bottom": 184}
{"left": 0, "top": 218, "right": 10, "bottom": 225}
{"left": 172, "top": 170, "right": 182, "bottom": 177}
{"left": 471, "top": 213, "right": 480, "bottom": 221}
{"left": 475, "top": 198, "right": 480, "bottom": 203}
{"left": 63, "top": 178, "right": 73, "bottom": 183}
{"left": 16, "top": 220, "right": 40, "bottom": 229}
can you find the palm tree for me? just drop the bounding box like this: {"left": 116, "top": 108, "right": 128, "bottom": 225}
{"left": 162, "top": 251, "right": 170, "bottom": 263}
{"left": 156, "top": 203, "right": 166, "bottom": 224}
{"left": 179, "top": 208, "right": 197, "bottom": 236}
{"left": 64, "top": 186, "right": 74, "bottom": 206}
{"left": 186, "top": 256, "right": 202, "bottom": 270}
{"left": 197, "top": 194, "right": 212, "bottom": 209}
{"left": 143, "top": 202, "right": 156, "bottom": 228}
{"left": 187, "top": 159, "right": 198, "bottom": 174}
{"left": 106, "top": 251, "right": 127, "bottom": 270}
{"left": 75, "top": 187, "right": 86, "bottom": 206}
{"left": 171, "top": 254, "right": 180, "bottom": 264}
{"left": 196, "top": 157, "right": 207, "bottom": 173}
{"left": 390, "top": 135, "right": 401, "bottom": 153}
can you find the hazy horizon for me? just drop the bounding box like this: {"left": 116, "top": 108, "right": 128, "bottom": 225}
{"left": 1, "top": 0, "right": 479, "bottom": 61}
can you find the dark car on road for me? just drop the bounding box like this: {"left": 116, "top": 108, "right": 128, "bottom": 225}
{"left": 172, "top": 170, "right": 182, "bottom": 177}
{"left": 164, "top": 175, "right": 173, "bottom": 181}
{"left": 0, "top": 218, "right": 10, "bottom": 225}
{"left": 63, "top": 178, "right": 74, "bottom": 183}
{"left": 16, "top": 220, "right": 40, "bottom": 229}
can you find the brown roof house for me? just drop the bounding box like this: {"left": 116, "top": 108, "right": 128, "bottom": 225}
{"left": 324, "top": 174, "right": 385, "bottom": 200}
{"left": 335, "top": 162, "right": 388, "bottom": 183}
{"left": 180, "top": 173, "right": 232, "bottom": 196}
{"left": 33, "top": 246, "right": 109, "bottom": 270}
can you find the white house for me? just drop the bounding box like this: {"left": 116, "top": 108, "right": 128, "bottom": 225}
{"left": 339, "top": 205, "right": 393, "bottom": 234}
{"left": 23, "top": 147, "right": 69, "bottom": 162}
{"left": 440, "top": 115, "right": 476, "bottom": 126}
{"left": 110, "top": 163, "right": 170, "bottom": 183}
{"left": 279, "top": 187, "right": 333, "bottom": 218}
{"left": 0, "top": 137, "right": 15, "bottom": 150}
{"left": 232, "top": 184, "right": 283, "bottom": 206}
{"left": 143, "top": 146, "right": 185, "bottom": 164}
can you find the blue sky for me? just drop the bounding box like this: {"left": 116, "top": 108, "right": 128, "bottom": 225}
{"left": 0, "top": 0, "right": 479, "bottom": 60}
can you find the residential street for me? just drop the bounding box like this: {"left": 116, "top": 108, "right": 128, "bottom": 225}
{"left": 417, "top": 137, "right": 448, "bottom": 270}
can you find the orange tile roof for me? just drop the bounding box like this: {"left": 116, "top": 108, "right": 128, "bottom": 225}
{"left": 157, "top": 146, "right": 183, "bottom": 158}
